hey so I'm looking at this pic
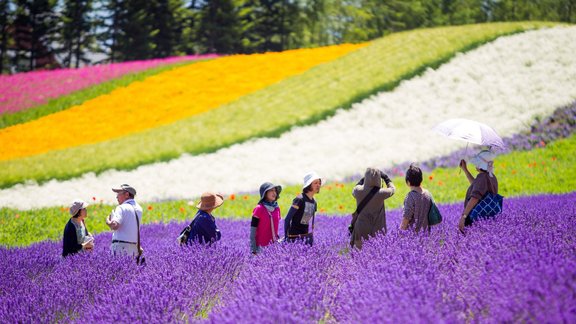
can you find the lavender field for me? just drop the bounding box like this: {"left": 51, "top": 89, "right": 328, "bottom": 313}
{"left": 1, "top": 193, "right": 574, "bottom": 323}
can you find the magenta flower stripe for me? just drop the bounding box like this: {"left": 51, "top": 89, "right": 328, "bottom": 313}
{"left": 0, "top": 55, "right": 218, "bottom": 115}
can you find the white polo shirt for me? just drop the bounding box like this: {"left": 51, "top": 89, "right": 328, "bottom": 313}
{"left": 110, "top": 199, "right": 143, "bottom": 243}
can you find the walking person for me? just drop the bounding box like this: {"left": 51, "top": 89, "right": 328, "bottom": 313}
{"left": 62, "top": 199, "right": 94, "bottom": 257}
{"left": 350, "top": 168, "right": 395, "bottom": 249}
{"left": 106, "top": 184, "right": 143, "bottom": 258}
{"left": 284, "top": 172, "right": 322, "bottom": 246}
{"left": 400, "top": 164, "right": 433, "bottom": 232}
{"left": 250, "top": 182, "right": 282, "bottom": 254}
{"left": 458, "top": 150, "right": 499, "bottom": 232}
{"left": 182, "top": 192, "right": 224, "bottom": 245}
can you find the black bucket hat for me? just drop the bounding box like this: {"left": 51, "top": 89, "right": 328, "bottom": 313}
{"left": 259, "top": 182, "right": 282, "bottom": 203}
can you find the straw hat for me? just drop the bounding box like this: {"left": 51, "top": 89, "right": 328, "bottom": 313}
{"left": 195, "top": 192, "right": 224, "bottom": 211}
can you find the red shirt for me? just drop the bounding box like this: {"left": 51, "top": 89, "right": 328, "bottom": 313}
{"left": 252, "top": 204, "right": 281, "bottom": 247}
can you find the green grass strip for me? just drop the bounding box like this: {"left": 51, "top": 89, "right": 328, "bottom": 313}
{"left": 0, "top": 22, "right": 560, "bottom": 189}
{"left": 1, "top": 131, "right": 574, "bottom": 247}
{"left": 0, "top": 58, "right": 213, "bottom": 129}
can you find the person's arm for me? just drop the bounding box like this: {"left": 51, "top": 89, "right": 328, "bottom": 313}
{"left": 400, "top": 194, "right": 414, "bottom": 230}
{"left": 63, "top": 222, "right": 82, "bottom": 256}
{"left": 380, "top": 173, "right": 396, "bottom": 198}
{"left": 250, "top": 214, "right": 260, "bottom": 253}
{"left": 106, "top": 207, "right": 121, "bottom": 230}
{"left": 284, "top": 199, "right": 301, "bottom": 239}
{"left": 459, "top": 197, "right": 480, "bottom": 232}
{"left": 460, "top": 160, "right": 475, "bottom": 185}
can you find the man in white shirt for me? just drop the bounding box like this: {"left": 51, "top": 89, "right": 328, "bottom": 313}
{"left": 106, "top": 184, "right": 143, "bottom": 257}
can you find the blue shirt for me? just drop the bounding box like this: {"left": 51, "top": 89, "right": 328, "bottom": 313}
{"left": 187, "top": 210, "right": 221, "bottom": 244}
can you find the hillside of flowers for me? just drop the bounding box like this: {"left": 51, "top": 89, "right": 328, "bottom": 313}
{"left": 0, "top": 55, "right": 215, "bottom": 117}
{"left": 0, "top": 25, "right": 573, "bottom": 209}
{"left": 0, "top": 21, "right": 575, "bottom": 323}
{"left": 0, "top": 44, "right": 365, "bottom": 162}
{"left": 1, "top": 193, "right": 574, "bottom": 322}
{"left": 0, "top": 22, "right": 555, "bottom": 189}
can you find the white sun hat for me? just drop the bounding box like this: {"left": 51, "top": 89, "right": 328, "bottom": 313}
{"left": 302, "top": 171, "right": 323, "bottom": 189}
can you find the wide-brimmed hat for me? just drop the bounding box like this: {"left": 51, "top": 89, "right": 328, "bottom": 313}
{"left": 302, "top": 171, "right": 323, "bottom": 189}
{"left": 259, "top": 182, "right": 282, "bottom": 203}
{"left": 470, "top": 150, "right": 496, "bottom": 176}
{"left": 69, "top": 199, "right": 89, "bottom": 216}
{"left": 196, "top": 192, "right": 224, "bottom": 211}
{"left": 112, "top": 184, "right": 137, "bottom": 196}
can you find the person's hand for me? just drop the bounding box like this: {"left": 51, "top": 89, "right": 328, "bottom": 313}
{"left": 459, "top": 159, "right": 467, "bottom": 170}
{"left": 83, "top": 241, "right": 94, "bottom": 250}
{"left": 381, "top": 173, "right": 391, "bottom": 186}
{"left": 458, "top": 215, "right": 466, "bottom": 233}
{"left": 356, "top": 177, "right": 365, "bottom": 186}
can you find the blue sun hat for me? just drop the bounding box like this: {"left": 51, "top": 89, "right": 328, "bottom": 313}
{"left": 259, "top": 182, "right": 282, "bottom": 203}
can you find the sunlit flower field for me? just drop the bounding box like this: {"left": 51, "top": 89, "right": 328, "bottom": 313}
{"left": 1, "top": 194, "right": 574, "bottom": 322}
{"left": 0, "top": 22, "right": 574, "bottom": 323}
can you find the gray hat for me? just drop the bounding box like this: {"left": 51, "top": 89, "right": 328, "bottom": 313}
{"left": 259, "top": 182, "right": 282, "bottom": 203}
{"left": 69, "top": 199, "right": 89, "bottom": 216}
{"left": 112, "top": 184, "right": 137, "bottom": 196}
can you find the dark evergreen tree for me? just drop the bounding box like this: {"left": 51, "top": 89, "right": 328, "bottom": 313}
{"left": 12, "top": 0, "right": 58, "bottom": 71}
{"left": 59, "top": 0, "right": 95, "bottom": 68}
{"left": 94, "top": 0, "right": 125, "bottom": 63}
{"left": 149, "top": 0, "right": 187, "bottom": 58}
{"left": 197, "top": 0, "right": 241, "bottom": 53}
{"left": 0, "top": 0, "right": 14, "bottom": 73}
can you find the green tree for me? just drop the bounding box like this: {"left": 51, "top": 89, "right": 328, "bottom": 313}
{"left": 58, "top": 0, "right": 95, "bottom": 68}
{"left": 13, "top": 0, "right": 58, "bottom": 71}
{"left": 149, "top": 0, "right": 187, "bottom": 58}
{"left": 197, "top": 0, "right": 242, "bottom": 53}
{"left": 94, "top": 0, "right": 126, "bottom": 63}
{"left": 0, "top": 0, "right": 14, "bottom": 73}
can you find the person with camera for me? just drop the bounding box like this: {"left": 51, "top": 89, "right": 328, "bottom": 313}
{"left": 62, "top": 199, "right": 94, "bottom": 257}
{"left": 350, "top": 167, "right": 395, "bottom": 249}
{"left": 106, "top": 184, "right": 143, "bottom": 258}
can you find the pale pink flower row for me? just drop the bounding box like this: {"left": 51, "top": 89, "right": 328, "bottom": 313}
{"left": 0, "top": 54, "right": 219, "bottom": 115}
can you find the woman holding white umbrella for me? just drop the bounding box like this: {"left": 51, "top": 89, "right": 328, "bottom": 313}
{"left": 458, "top": 150, "right": 499, "bottom": 232}
{"left": 433, "top": 118, "right": 503, "bottom": 232}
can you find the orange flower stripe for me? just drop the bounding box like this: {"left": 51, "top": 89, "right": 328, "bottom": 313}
{"left": 0, "top": 43, "right": 366, "bottom": 161}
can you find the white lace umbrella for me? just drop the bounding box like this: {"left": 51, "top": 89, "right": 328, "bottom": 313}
{"left": 433, "top": 118, "right": 505, "bottom": 150}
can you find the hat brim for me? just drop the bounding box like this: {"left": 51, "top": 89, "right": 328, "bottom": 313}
{"left": 303, "top": 177, "right": 323, "bottom": 189}
{"left": 196, "top": 194, "right": 224, "bottom": 211}
{"left": 69, "top": 201, "right": 89, "bottom": 216}
{"left": 112, "top": 188, "right": 136, "bottom": 195}
{"left": 259, "top": 185, "right": 282, "bottom": 202}
{"left": 470, "top": 156, "right": 488, "bottom": 170}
